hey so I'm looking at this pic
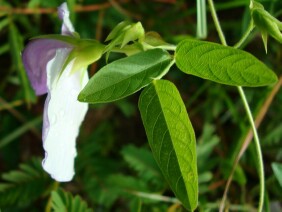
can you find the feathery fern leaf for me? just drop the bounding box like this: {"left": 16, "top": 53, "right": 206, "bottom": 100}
{"left": 51, "top": 188, "right": 93, "bottom": 212}
{"left": 121, "top": 145, "right": 164, "bottom": 189}
{"left": 0, "top": 158, "right": 52, "bottom": 208}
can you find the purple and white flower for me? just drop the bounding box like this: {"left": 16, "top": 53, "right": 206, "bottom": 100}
{"left": 22, "top": 3, "right": 89, "bottom": 182}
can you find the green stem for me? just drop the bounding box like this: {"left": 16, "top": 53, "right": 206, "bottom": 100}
{"left": 234, "top": 22, "right": 255, "bottom": 49}
{"left": 45, "top": 181, "right": 59, "bottom": 212}
{"left": 207, "top": 0, "right": 227, "bottom": 45}
{"left": 127, "top": 190, "right": 180, "bottom": 204}
{"left": 207, "top": 0, "right": 264, "bottom": 211}
{"left": 237, "top": 86, "right": 264, "bottom": 212}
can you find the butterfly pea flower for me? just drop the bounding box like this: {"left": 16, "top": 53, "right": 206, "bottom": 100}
{"left": 22, "top": 3, "right": 104, "bottom": 182}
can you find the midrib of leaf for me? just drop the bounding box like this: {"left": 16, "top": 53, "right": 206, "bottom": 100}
{"left": 87, "top": 59, "right": 169, "bottom": 96}
{"left": 90, "top": 62, "right": 163, "bottom": 101}
{"left": 176, "top": 39, "right": 278, "bottom": 87}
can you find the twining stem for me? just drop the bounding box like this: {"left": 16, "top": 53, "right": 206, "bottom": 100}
{"left": 207, "top": 0, "right": 265, "bottom": 211}
{"left": 207, "top": 0, "right": 227, "bottom": 46}
{"left": 221, "top": 76, "right": 282, "bottom": 212}
{"left": 236, "top": 87, "right": 265, "bottom": 212}
{"left": 234, "top": 22, "right": 255, "bottom": 49}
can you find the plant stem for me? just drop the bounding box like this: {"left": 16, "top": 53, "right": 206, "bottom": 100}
{"left": 207, "top": 0, "right": 265, "bottom": 211}
{"left": 207, "top": 0, "right": 227, "bottom": 45}
{"left": 234, "top": 22, "right": 255, "bottom": 49}
{"left": 0, "top": 0, "right": 129, "bottom": 15}
{"left": 127, "top": 190, "right": 180, "bottom": 203}
{"left": 237, "top": 86, "right": 264, "bottom": 212}
{"left": 45, "top": 182, "right": 59, "bottom": 212}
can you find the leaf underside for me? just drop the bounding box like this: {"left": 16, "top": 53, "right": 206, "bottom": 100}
{"left": 79, "top": 48, "right": 172, "bottom": 104}
{"left": 175, "top": 39, "right": 278, "bottom": 87}
{"left": 138, "top": 79, "right": 198, "bottom": 211}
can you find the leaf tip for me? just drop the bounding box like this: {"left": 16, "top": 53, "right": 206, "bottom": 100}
{"left": 77, "top": 92, "right": 87, "bottom": 102}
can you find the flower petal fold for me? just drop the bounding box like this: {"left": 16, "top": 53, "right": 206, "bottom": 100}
{"left": 22, "top": 39, "right": 72, "bottom": 95}
{"left": 42, "top": 48, "right": 88, "bottom": 182}
{"left": 58, "top": 3, "right": 75, "bottom": 36}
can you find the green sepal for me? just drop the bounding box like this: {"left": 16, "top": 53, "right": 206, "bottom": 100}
{"left": 61, "top": 39, "right": 105, "bottom": 75}
{"left": 104, "top": 21, "right": 145, "bottom": 54}
{"left": 250, "top": 1, "right": 282, "bottom": 51}
{"left": 105, "top": 21, "right": 131, "bottom": 42}
{"left": 121, "top": 22, "right": 145, "bottom": 48}
{"left": 143, "top": 31, "right": 175, "bottom": 50}
{"left": 31, "top": 34, "right": 80, "bottom": 46}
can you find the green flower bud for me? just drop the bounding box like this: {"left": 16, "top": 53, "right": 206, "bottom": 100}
{"left": 250, "top": 0, "right": 282, "bottom": 52}
{"left": 104, "top": 21, "right": 145, "bottom": 54}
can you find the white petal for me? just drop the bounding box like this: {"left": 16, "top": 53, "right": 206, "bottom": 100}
{"left": 42, "top": 49, "right": 88, "bottom": 182}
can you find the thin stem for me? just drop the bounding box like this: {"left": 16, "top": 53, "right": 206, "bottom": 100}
{"left": 237, "top": 86, "right": 264, "bottom": 212}
{"left": 0, "top": 0, "right": 129, "bottom": 15}
{"left": 207, "top": 0, "right": 265, "bottom": 211}
{"left": 197, "top": 0, "right": 207, "bottom": 39}
{"left": 234, "top": 22, "right": 255, "bottom": 49}
{"left": 207, "top": 0, "right": 227, "bottom": 45}
{"left": 221, "top": 77, "right": 281, "bottom": 209}
{"left": 45, "top": 182, "right": 59, "bottom": 212}
{"left": 127, "top": 190, "right": 180, "bottom": 204}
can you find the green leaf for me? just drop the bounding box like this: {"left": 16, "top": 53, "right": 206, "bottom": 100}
{"left": 0, "top": 158, "right": 52, "bottom": 207}
{"left": 78, "top": 49, "right": 173, "bottom": 104}
{"left": 138, "top": 80, "right": 198, "bottom": 211}
{"left": 272, "top": 162, "right": 282, "bottom": 187}
{"left": 0, "top": 117, "right": 42, "bottom": 149}
{"left": 9, "top": 23, "right": 35, "bottom": 105}
{"left": 106, "top": 174, "right": 149, "bottom": 192}
{"left": 121, "top": 145, "right": 164, "bottom": 188}
{"left": 0, "top": 18, "right": 9, "bottom": 31}
{"left": 175, "top": 39, "right": 278, "bottom": 86}
{"left": 51, "top": 189, "right": 93, "bottom": 212}
{"left": 32, "top": 34, "right": 80, "bottom": 45}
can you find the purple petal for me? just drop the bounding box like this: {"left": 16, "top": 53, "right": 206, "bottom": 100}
{"left": 22, "top": 39, "right": 72, "bottom": 95}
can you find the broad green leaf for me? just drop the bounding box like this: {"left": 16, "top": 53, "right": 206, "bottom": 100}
{"left": 272, "top": 162, "right": 282, "bottom": 187}
{"left": 175, "top": 39, "right": 278, "bottom": 86}
{"left": 78, "top": 49, "right": 173, "bottom": 104}
{"left": 138, "top": 80, "right": 198, "bottom": 211}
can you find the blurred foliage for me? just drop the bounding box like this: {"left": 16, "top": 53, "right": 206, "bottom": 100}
{"left": 0, "top": 0, "right": 281, "bottom": 211}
